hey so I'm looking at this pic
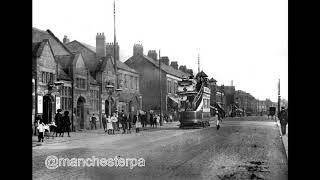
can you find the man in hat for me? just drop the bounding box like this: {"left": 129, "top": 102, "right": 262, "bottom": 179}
{"left": 278, "top": 107, "right": 288, "bottom": 136}
{"left": 54, "top": 109, "right": 63, "bottom": 137}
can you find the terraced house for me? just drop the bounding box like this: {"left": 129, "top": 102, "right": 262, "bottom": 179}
{"left": 125, "top": 44, "right": 190, "bottom": 120}
{"left": 32, "top": 28, "right": 141, "bottom": 131}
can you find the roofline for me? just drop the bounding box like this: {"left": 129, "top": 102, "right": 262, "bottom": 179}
{"left": 127, "top": 54, "right": 189, "bottom": 78}
{"left": 67, "top": 40, "right": 97, "bottom": 55}
{"left": 46, "top": 29, "right": 74, "bottom": 55}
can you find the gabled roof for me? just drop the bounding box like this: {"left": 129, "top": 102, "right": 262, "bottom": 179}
{"left": 57, "top": 65, "right": 72, "bottom": 81}
{"left": 32, "top": 41, "right": 45, "bottom": 57}
{"left": 32, "top": 27, "right": 73, "bottom": 56}
{"left": 89, "top": 74, "right": 98, "bottom": 84}
{"left": 126, "top": 54, "right": 189, "bottom": 78}
{"left": 209, "top": 77, "right": 217, "bottom": 83}
{"left": 66, "top": 40, "right": 97, "bottom": 54}
{"left": 81, "top": 42, "right": 96, "bottom": 53}
{"left": 117, "top": 60, "right": 138, "bottom": 74}
{"left": 55, "top": 55, "right": 74, "bottom": 71}
{"left": 67, "top": 41, "right": 138, "bottom": 74}
{"left": 196, "top": 70, "right": 208, "bottom": 78}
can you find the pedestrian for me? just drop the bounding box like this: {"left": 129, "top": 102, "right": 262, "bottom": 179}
{"left": 63, "top": 111, "right": 71, "bottom": 137}
{"left": 102, "top": 114, "right": 107, "bottom": 132}
{"left": 115, "top": 110, "right": 120, "bottom": 131}
{"left": 135, "top": 112, "right": 142, "bottom": 133}
{"left": 54, "top": 109, "right": 63, "bottom": 137}
{"left": 111, "top": 113, "right": 118, "bottom": 134}
{"left": 34, "top": 115, "right": 42, "bottom": 136}
{"left": 150, "top": 113, "right": 154, "bottom": 128}
{"left": 216, "top": 110, "right": 220, "bottom": 130}
{"left": 156, "top": 115, "right": 160, "bottom": 128}
{"left": 37, "top": 120, "right": 45, "bottom": 142}
{"left": 91, "top": 114, "right": 97, "bottom": 130}
{"left": 279, "top": 107, "right": 288, "bottom": 136}
{"left": 128, "top": 113, "right": 133, "bottom": 133}
{"left": 123, "top": 113, "right": 129, "bottom": 134}
{"left": 107, "top": 115, "right": 113, "bottom": 135}
{"left": 120, "top": 111, "right": 127, "bottom": 134}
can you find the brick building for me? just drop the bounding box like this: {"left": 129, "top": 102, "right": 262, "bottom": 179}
{"left": 32, "top": 28, "right": 141, "bottom": 131}
{"left": 125, "top": 44, "right": 190, "bottom": 120}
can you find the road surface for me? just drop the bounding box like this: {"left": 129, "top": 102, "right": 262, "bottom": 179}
{"left": 32, "top": 116, "right": 287, "bottom": 180}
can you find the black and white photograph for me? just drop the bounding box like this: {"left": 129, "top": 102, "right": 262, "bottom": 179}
{"left": 32, "top": 0, "right": 288, "bottom": 179}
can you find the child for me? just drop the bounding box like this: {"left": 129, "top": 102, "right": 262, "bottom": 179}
{"left": 107, "top": 115, "right": 113, "bottom": 135}
{"left": 37, "top": 120, "right": 45, "bottom": 142}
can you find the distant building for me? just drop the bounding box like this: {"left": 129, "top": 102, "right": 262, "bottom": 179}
{"left": 125, "top": 44, "right": 190, "bottom": 120}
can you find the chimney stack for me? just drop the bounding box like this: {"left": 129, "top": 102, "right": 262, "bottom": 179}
{"left": 105, "top": 42, "right": 119, "bottom": 61}
{"left": 170, "top": 61, "right": 178, "bottom": 70}
{"left": 160, "top": 56, "right": 169, "bottom": 66}
{"left": 179, "top": 65, "right": 187, "bottom": 73}
{"left": 147, "top": 50, "right": 158, "bottom": 61}
{"left": 96, "top": 33, "right": 106, "bottom": 57}
{"left": 63, "top": 35, "right": 70, "bottom": 44}
{"left": 133, "top": 43, "right": 143, "bottom": 56}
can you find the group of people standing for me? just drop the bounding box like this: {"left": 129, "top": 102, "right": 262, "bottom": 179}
{"left": 54, "top": 109, "right": 71, "bottom": 137}
{"left": 149, "top": 113, "right": 161, "bottom": 128}
{"left": 33, "top": 109, "right": 71, "bottom": 142}
{"left": 101, "top": 110, "right": 144, "bottom": 135}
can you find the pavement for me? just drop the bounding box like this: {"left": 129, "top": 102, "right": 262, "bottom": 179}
{"left": 32, "top": 121, "right": 181, "bottom": 147}
{"left": 33, "top": 116, "right": 287, "bottom": 180}
{"left": 276, "top": 120, "right": 288, "bottom": 159}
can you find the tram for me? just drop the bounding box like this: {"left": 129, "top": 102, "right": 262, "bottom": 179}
{"left": 177, "top": 72, "right": 211, "bottom": 128}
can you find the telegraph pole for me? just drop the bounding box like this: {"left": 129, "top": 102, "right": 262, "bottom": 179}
{"left": 277, "top": 79, "right": 281, "bottom": 119}
{"left": 113, "top": 0, "right": 118, "bottom": 89}
{"left": 159, "top": 50, "right": 163, "bottom": 125}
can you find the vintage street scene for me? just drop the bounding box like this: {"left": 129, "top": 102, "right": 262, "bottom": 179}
{"left": 32, "top": 0, "right": 288, "bottom": 179}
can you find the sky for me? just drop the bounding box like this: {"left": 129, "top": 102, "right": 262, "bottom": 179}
{"left": 32, "top": 0, "right": 288, "bottom": 102}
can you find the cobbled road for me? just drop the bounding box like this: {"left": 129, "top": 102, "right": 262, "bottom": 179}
{"left": 32, "top": 116, "right": 287, "bottom": 180}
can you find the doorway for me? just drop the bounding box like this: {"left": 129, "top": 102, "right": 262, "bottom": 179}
{"left": 77, "top": 96, "right": 85, "bottom": 129}
{"left": 105, "top": 98, "right": 115, "bottom": 116}
{"left": 43, "top": 95, "right": 54, "bottom": 124}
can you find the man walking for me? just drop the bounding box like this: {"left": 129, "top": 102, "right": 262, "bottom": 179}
{"left": 102, "top": 114, "right": 107, "bottom": 132}
{"left": 278, "top": 107, "right": 288, "bottom": 136}
{"left": 91, "top": 114, "right": 97, "bottom": 130}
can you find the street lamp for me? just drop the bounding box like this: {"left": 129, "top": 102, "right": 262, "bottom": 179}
{"left": 105, "top": 83, "right": 122, "bottom": 116}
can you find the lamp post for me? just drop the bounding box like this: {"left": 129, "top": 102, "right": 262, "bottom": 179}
{"left": 105, "top": 83, "right": 122, "bottom": 116}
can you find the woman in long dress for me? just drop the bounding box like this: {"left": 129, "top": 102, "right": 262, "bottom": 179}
{"left": 135, "top": 112, "right": 142, "bottom": 133}
{"left": 107, "top": 115, "right": 114, "bottom": 135}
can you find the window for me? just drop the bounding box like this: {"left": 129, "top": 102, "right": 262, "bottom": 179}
{"left": 124, "top": 75, "right": 128, "bottom": 89}
{"left": 76, "top": 77, "right": 86, "bottom": 89}
{"left": 131, "top": 76, "right": 134, "bottom": 89}
{"left": 90, "top": 89, "right": 99, "bottom": 113}
{"left": 60, "top": 86, "right": 72, "bottom": 111}
{"left": 135, "top": 77, "right": 138, "bottom": 90}
{"left": 167, "top": 80, "right": 170, "bottom": 94}
{"left": 174, "top": 81, "right": 177, "bottom": 94}
{"left": 40, "top": 71, "right": 54, "bottom": 84}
